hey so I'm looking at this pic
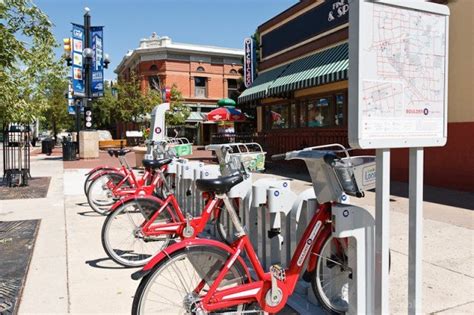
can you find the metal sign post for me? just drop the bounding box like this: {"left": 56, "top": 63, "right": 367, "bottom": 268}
{"left": 349, "top": 1, "right": 450, "bottom": 314}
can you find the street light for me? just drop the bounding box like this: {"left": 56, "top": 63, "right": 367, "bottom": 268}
{"left": 82, "top": 47, "right": 93, "bottom": 59}
{"left": 104, "top": 53, "right": 110, "bottom": 69}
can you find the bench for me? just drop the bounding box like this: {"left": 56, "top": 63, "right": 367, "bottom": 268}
{"left": 99, "top": 139, "right": 126, "bottom": 150}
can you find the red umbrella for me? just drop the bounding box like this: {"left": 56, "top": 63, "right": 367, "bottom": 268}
{"left": 207, "top": 106, "right": 246, "bottom": 122}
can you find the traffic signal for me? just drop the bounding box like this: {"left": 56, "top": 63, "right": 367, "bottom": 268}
{"left": 63, "top": 38, "right": 72, "bottom": 66}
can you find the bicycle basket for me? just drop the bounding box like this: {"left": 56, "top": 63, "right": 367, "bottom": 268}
{"left": 332, "top": 156, "right": 376, "bottom": 196}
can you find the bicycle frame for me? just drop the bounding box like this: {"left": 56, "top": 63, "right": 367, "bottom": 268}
{"left": 196, "top": 202, "right": 332, "bottom": 313}
{"left": 140, "top": 194, "right": 223, "bottom": 238}
{"left": 133, "top": 200, "right": 333, "bottom": 313}
{"left": 99, "top": 165, "right": 167, "bottom": 198}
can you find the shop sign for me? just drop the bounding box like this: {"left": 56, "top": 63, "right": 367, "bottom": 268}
{"left": 243, "top": 38, "right": 255, "bottom": 88}
{"left": 328, "top": 0, "right": 349, "bottom": 22}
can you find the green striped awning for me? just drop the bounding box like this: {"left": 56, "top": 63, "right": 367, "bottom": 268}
{"left": 267, "top": 43, "right": 348, "bottom": 96}
{"left": 238, "top": 64, "right": 288, "bottom": 104}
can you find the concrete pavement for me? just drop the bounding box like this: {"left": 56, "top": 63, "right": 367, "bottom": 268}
{"left": 0, "top": 151, "right": 472, "bottom": 314}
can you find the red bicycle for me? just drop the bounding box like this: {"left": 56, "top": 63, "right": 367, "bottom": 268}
{"left": 86, "top": 154, "right": 171, "bottom": 215}
{"left": 101, "top": 173, "right": 243, "bottom": 267}
{"left": 131, "top": 148, "right": 356, "bottom": 314}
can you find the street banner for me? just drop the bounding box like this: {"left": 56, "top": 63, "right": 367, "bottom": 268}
{"left": 91, "top": 26, "right": 104, "bottom": 97}
{"left": 243, "top": 37, "right": 255, "bottom": 88}
{"left": 71, "top": 23, "right": 85, "bottom": 96}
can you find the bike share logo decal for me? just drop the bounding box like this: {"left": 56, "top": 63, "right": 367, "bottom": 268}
{"left": 283, "top": 182, "right": 288, "bottom": 188}
{"left": 205, "top": 172, "right": 209, "bottom": 177}
{"left": 343, "top": 209, "right": 350, "bottom": 217}
{"left": 274, "top": 190, "right": 280, "bottom": 197}
{"left": 154, "top": 127, "right": 162, "bottom": 134}
{"left": 362, "top": 165, "right": 376, "bottom": 186}
{"left": 206, "top": 199, "right": 218, "bottom": 214}
{"left": 297, "top": 221, "right": 322, "bottom": 266}
{"left": 226, "top": 248, "right": 241, "bottom": 269}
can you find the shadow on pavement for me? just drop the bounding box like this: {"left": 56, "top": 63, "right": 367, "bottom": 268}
{"left": 264, "top": 164, "right": 474, "bottom": 210}
{"left": 77, "top": 210, "right": 104, "bottom": 217}
{"left": 389, "top": 181, "right": 474, "bottom": 210}
{"left": 85, "top": 257, "right": 135, "bottom": 270}
{"left": 75, "top": 202, "right": 90, "bottom": 207}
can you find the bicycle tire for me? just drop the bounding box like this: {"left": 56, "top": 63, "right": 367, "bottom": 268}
{"left": 86, "top": 172, "right": 126, "bottom": 215}
{"left": 101, "top": 197, "right": 173, "bottom": 267}
{"left": 83, "top": 167, "right": 117, "bottom": 196}
{"left": 311, "top": 236, "right": 392, "bottom": 314}
{"left": 132, "top": 245, "right": 251, "bottom": 315}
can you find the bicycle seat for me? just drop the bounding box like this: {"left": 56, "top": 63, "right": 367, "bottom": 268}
{"left": 108, "top": 149, "right": 130, "bottom": 157}
{"left": 196, "top": 174, "right": 243, "bottom": 194}
{"left": 142, "top": 158, "right": 172, "bottom": 170}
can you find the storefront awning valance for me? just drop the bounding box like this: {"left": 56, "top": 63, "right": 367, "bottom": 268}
{"left": 267, "top": 43, "right": 348, "bottom": 96}
{"left": 238, "top": 64, "right": 288, "bottom": 104}
{"left": 185, "top": 112, "right": 206, "bottom": 123}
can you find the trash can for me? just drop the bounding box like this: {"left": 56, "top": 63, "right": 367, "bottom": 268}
{"left": 41, "top": 138, "right": 54, "bottom": 155}
{"left": 62, "top": 141, "right": 77, "bottom": 161}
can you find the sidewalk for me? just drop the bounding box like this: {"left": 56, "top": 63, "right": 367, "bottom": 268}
{"left": 0, "top": 150, "right": 472, "bottom": 314}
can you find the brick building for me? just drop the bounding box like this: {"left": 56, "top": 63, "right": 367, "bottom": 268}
{"left": 114, "top": 33, "right": 243, "bottom": 143}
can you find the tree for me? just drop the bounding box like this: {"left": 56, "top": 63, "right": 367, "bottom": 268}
{"left": 40, "top": 72, "right": 73, "bottom": 140}
{"left": 0, "top": 0, "right": 60, "bottom": 126}
{"left": 92, "top": 80, "right": 120, "bottom": 130}
{"left": 115, "top": 72, "right": 161, "bottom": 124}
{"left": 166, "top": 84, "right": 190, "bottom": 126}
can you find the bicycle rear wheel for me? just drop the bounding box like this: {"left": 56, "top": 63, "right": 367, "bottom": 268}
{"left": 101, "top": 197, "right": 172, "bottom": 267}
{"left": 132, "top": 245, "right": 251, "bottom": 315}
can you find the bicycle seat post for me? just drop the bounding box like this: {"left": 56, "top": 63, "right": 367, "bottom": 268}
{"left": 220, "top": 194, "right": 246, "bottom": 238}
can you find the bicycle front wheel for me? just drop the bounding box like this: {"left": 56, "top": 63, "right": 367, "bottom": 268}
{"left": 87, "top": 172, "right": 126, "bottom": 215}
{"left": 132, "top": 245, "right": 251, "bottom": 315}
{"left": 84, "top": 167, "right": 117, "bottom": 195}
{"left": 102, "top": 197, "right": 173, "bottom": 267}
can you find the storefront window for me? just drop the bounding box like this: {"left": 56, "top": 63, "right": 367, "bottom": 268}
{"left": 308, "top": 98, "right": 331, "bottom": 127}
{"left": 269, "top": 104, "right": 289, "bottom": 129}
{"left": 335, "top": 93, "right": 345, "bottom": 126}
{"left": 299, "top": 101, "right": 307, "bottom": 128}
{"left": 290, "top": 103, "right": 297, "bottom": 128}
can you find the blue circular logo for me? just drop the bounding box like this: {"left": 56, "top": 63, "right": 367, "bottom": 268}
{"left": 341, "top": 195, "right": 347, "bottom": 201}
{"left": 205, "top": 172, "right": 209, "bottom": 176}
{"left": 283, "top": 182, "right": 288, "bottom": 188}
{"left": 274, "top": 191, "right": 280, "bottom": 197}
{"left": 423, "top": 108, "right": 429, "bottom": 115}
{"left": 343, "top": 209, "right": 349, "bottom": 217}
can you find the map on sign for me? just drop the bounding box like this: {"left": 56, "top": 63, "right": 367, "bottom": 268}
{"left": 349, "top": 1, "right": 449, "bottom": 149}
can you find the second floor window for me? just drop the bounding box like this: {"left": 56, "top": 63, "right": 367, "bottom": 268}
{"left": 194, "top": 77, "right": 207, "bottom": 98}
{"left": 227, "top": 79, "right": 238, "bottom": 99}
{"left": 148, "top": 75, "right": 160, "bottom": 90}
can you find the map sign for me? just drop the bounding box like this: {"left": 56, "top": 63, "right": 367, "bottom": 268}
{"left": 349, "top": 0, "right": 449, "bottom": 149}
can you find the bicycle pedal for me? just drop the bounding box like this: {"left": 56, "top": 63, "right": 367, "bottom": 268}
{"left": 270, "top": 264, "right": 286, "bottom": 282}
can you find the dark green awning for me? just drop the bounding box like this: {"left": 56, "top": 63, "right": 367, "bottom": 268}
{"left": 267, "top": 43, "right": 348, "bottom": 96}
{"left": 239, "top": 43, "right": 348, "bottom": 103}
{"left": 238, "top": 64, "right": 288, "bottom": 103}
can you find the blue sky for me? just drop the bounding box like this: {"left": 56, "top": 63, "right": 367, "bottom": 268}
{"left": 34, "top": 0, "right": 297, "bottom": 80}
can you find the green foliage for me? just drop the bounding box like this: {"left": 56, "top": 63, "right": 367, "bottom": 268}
{"left": 166, "top": 84, "right": 190, "bottom": 126}
{"left": 40, "top": 72, "right": 73, "bottom": 137}
{"left": 92, "top": 80, "right": 119, "bottom": 130}
{"left": 0, "top": 0, "right": 60, "bottom": 126}
{"left": 115, "top": 72, "right": 162, "bottom": 123}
